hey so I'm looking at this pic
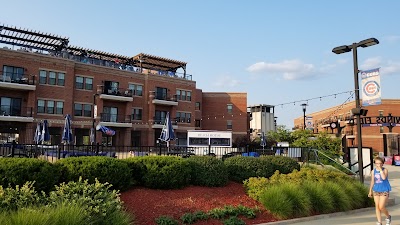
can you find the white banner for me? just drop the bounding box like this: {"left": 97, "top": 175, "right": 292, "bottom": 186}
{"left": 361, "top": 68, "right": 381, "bottom": 106}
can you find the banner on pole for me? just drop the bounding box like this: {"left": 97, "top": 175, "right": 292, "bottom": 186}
{"left": 361, "top": 68, "right": 381, "bottom": 106}
{"left": 306, "top": 116, "right": 313, "bottom": 130}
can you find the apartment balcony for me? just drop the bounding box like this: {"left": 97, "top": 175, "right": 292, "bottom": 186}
{"left": 99, "top": 113, "right": 132, "bottom": 128}
{"left": 99, "top": 87, "right": 133, "bottom": 102}
{"left": 0, "top": 72, "right": 36, "bottom": 91}
{"left": 152, "top": 94, "right": 178, "bottom": 106}
{"left": 0, "top": 106, "right": 34, "bottom": 122}
{"left": 151, "top": 117, "right": 178, "bottom": 129}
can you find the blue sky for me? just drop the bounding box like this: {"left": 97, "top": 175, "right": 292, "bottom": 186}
{"left": 2, "top": 0, "right": 400, "bottom": 128}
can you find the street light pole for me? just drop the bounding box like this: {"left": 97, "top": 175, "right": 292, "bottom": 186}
{"left": 301, "top": 103, "right": 307, "bottom": 130}
{"left": 332, "top": 38, "right": 379, "bottom": 183}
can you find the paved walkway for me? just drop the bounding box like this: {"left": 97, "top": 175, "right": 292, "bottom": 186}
{"left": 260, "top": 164, "right": 400, "bottom": 225}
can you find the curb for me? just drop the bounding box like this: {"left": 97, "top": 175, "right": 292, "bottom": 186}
{"left": 256, "top": 207, "right": 375, "bottom": 225}
{"left": 257, "top": 199, "right": 397, "bottom": 225}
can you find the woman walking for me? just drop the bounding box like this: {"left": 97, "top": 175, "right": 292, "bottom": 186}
{"left": 368, "top": 156, "right": 392, "bottom": 225}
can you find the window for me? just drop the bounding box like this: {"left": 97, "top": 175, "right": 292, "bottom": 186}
{"left": 195, "top": 119, "right": 201, "bottom": 127}
{"left": 58, "top": 73, "right": 65, "bottom": 86}
{"left": 56, "top": 102, "right": 64, "bottom": 115}
{"left": 128, "top": 83, "right": 143, "bottom": 96}
{"left": 155, "top": 87, "right": 167, "bottom": 100}
{"left": 195, "top": 102, "right": 201, "bottom": 110}
{"left": 155, "top": 110, "right": 167, "bottom": 123}
{"left": 37, "top": 99, "right": 63, "bottom": 115}
{"left": 47, "top": 101, "right": 54, "bottom": 114}
{"left": 103, "top": 107, "right": 118, "bottom": 122}
{"left": 39, "top": 70, "right": 47, "bottom": 84}
{"left": 37, "top": 100, "right": 45, "bottom": 113}
{"left": 49, "top": 72, "right": 56, "bottom": 85}
{"left": 75, "top": 77, "right": 84, "bottom": 89}
{"left": 176, "top": 89, "right": 191, "bottom": 101}
{"left": 227, "top": 104, "right": 233, "bottom": 114}
{"left": 227, "top": 120, "right": 232, "bottom": 130}
{"left": 176, "top": 112, "right": 191, "bottom": 123}
{"left": 0, "top": 97, "right": 21, "bottom": 116}
{"left": 74, "top": 103, "right": 92, "bottom": 117}
{"left": 85, "top": 77, "right": 93, "bottom": 90}
{"left": 39, "top": 70, "right": 65, "bottom": 86}
{"left": 131, "top": 108, "right": 143, "bottom": 120}
{"left": 2, "top": 66, "right": 24, "bottom": 82}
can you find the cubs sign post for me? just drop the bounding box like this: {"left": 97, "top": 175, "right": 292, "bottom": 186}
{"left": 361, "top": 68, "right": 381, "bottom": 106}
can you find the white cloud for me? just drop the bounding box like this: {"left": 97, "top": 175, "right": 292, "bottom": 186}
{"left": 213, "top": 75, "right": 241, "bottom": 87}
{"left": 246, "top": 60, "right": 316, "bottom": 80}
{"left": 382, "top": 61, "right": 400, "bottom": 75}
{"left": 360, "top": 57, "right": 382, "bottom": 70}
{"left": 383, "top": 35, "right": 400, "bottom": 43}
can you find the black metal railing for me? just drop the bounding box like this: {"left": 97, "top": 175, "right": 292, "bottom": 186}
{"left": 0, "top": 106, "right": 33, "bottom": 117}
{"left": 102, "top": 87, "right": 134, "bottom": 97}
{"left": 100, "top": 113, "right": 131, "bottom": 123}
{"left": 153, "top": 117, "right": 178, "bottom": 125}
{"left": 154, "top": 94, "right": 178, "bottom": 101}
{"left": 1, "top": 71, "right": 36, "bottom": 85}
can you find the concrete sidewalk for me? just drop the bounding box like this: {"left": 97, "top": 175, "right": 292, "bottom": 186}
{"left": 260, "top": 164, "right": 400, "bottom": 225}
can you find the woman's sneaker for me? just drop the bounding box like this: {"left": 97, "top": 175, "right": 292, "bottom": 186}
{"left": 377, "top": 222, "right": 382, "bottom": 225}
{"left": 386, "top": 215, "right": 391, "bottom": 225}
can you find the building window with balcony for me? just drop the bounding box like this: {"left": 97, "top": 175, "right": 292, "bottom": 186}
{"left": 103, "top": 107, "right": 118, "bottom": 122}
{"left": 76, "top": 76, "right": 93, "bottom": 90}
{"left": 227, "top": 104, "right": 233, "bottom": 114}
{"left": 131, "top": 108, "right": 143, "bottom": 120}
{"left": 58, "top": 73, "right": 65, "bottom": 86}
{"left": 176, "top": 112, "right": 191, "bottom": 123}
{"left": 128, "top": 83, "right": 143, "bottom": 96}
{"left": 195, "top": 102, "right": 201, "bottom": 110}
{"left": 3, "top": 65, "right": 24, "bottom": 82}
{"left": 74, "top": 103, "right": 92, "bottom": 117}
{"left": 155, "top": 87, "right": 167, "bottom": 100}
{"left": 0, "top": 97, "right": 21, "bottom": 116}
{"left": 155, "top": 110, "right": 167, "bottom": 124}
{"left": 227, "top": 120, "right": 232, "bottom": 130}
{"left": 104, "top": 81, "right": 119, "bottom": 94}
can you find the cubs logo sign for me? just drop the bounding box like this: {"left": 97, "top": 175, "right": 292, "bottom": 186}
{"left": 361, "top": 68, "right": 381, "bottom": 106}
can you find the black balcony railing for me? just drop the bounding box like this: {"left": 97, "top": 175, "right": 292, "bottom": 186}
{"left": 100, "top": 113, "right": 131, "bottom": 123}
{"left": 102, "top": 87, "right": 133, "bottom": 97}
{"left": 0, "top": 71, "right": 36, "bottom": 85}
{"left": 154, "top": 94, "right": 178, "bottom": 102}
{"left": 0, "top": 106, "right": 33, "bottom": 117}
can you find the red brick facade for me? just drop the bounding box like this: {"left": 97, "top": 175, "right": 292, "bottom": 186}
{"left": 294, "top": 99, "right": 400, "bottom": 154}
{"left": 0, "top": 48, "right": 248, "bottom": 146}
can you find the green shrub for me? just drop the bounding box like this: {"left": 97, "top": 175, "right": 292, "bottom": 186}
{"left": 185, "top": 156, "right": 228, "bottom": 187}
{"left": 47, "top": 177, "right": 124, "bottom": 225}
{"left": 322, "top": 181, "right": 352, "bottom": 212}
{"left": 223, "top": 216, "right": 245, "bottom": 225}
{"left": 56, "top": 157, "right": 132, "bottom": 190}
{"left": 207, "top": 205, "right": 258, "bottom": 220}
{"left": 155, "top": 216, "right": 179, "bottom": 225}
{"left": 0, "top": 181, "right": 44, "bottom": 212}
{"left": 180, "top": 211, "right": 208, "bottom": 224}
{"left": 224, "top": 156, "right": 274, "bottom": 182}
{"left": 261, "top": 155, "right": 300, "bottom": 174}
{"left": 302, "top": 181, "right": 335, "bottom": 214}
{"left": 338, "top": 180, "right": 367, "bottom": 209}
{"left": 0, "top": 158, "right": 60, "bottom": 192}
{"left": 243, "top": 177, "right": 269, "bottom": 201}
{"left": 131, "top": 156, "right": 191, "bottom": 189}
{"left": 122, "top": 157, "right": 146, "bottom": 186}
{"left": 0, "top": 203, "right": 90, "bottom": 225}
{"left": 259, "top": 183, "right": 311, "bottom": 219}
{"left": 352, "top": 180, "right": 374, "bottom": 207}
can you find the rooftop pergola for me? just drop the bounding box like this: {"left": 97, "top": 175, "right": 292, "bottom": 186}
{"left": 0, "top": 24, "right": 188, "bottom": 77}
{"left": 0, "top": 24, "right": 69, "bottom": 52}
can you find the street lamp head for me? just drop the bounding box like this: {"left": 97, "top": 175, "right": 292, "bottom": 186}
{"left": 332, "top": 45, "right": 351, "bottom": 54}
{"left": 358, "top": 38, "right": 379, "bottom": 48}
{"left": 301, "top": 103, "right": 307, "bottom": 110}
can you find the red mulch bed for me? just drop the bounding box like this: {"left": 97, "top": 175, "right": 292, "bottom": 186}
{"left": 121, "top": 181, "right": 278, "bottom": 225}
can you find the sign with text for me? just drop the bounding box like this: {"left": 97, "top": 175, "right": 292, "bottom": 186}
{"left": 360, "top": 115, "right": 400, "bottom": 127}
{"left": 361, "top": 68, "right": 381, "bottom": 106}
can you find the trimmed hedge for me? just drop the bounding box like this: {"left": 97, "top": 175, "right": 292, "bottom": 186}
{"left": 0, "top": 158, "right": 60, "bottom": 192}
{"left": 261, "top": 155, "right": 300, "bottom": 174}
{"left": 127, "top": 156, "right": 191, "bottom": 189}
{"left": 185, "top": 156, "right": 229, "bottom": 187}
{"left": 224, "top": 156, "right": 274, "bottom": 182}
{"left": 55, "top": 157, "right": 132, "bottom": 190}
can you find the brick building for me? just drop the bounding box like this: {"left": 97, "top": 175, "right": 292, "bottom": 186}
{"left": 0, "top": 25, "right": 248, "bottom": 146}
{"left": 294, "top": 99, "right": 400, "bottom": 155}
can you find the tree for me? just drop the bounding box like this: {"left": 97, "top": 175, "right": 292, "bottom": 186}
{"left": 291, "top": 129, "right": 314, "bottom": 148}
{"left": 312, "top": 132, "right": 342, "bottom": 159}
{"left": 267, "top": 125, "right": 293, "bottom": 143}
